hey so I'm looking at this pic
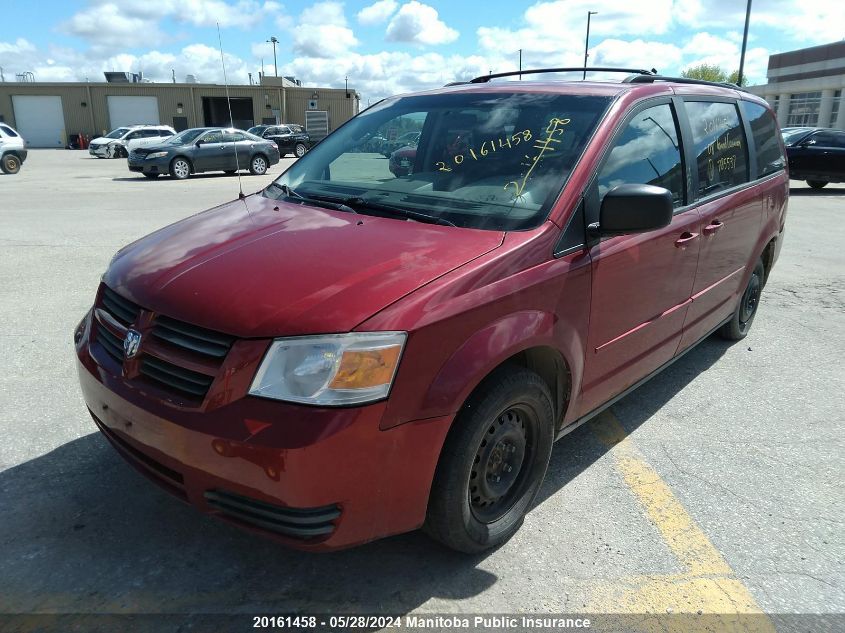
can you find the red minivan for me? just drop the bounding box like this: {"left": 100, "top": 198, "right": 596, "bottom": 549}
{"left": 75, "top": 69, "right": 789, "bottom": 553}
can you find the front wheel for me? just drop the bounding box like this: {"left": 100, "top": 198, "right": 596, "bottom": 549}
{"left": 720, "top": 258, "right": 765, "bottom": 341}
{"left": 169, "top": 157, "right": 191, "bottom": 179}
{"left": 294, "top": 143, "right": 307, "bottom": 158}
{"left": 807, "top": 180, "right": 828, "bottom": 189}
{"left": 249, "top": 154, "right": 268, "bottom": 175}
{"left": 1, "top": 154, "right": 21, "bottom": 174}
{"left": 425, "top": 366, "right": 555, "bottom": 553}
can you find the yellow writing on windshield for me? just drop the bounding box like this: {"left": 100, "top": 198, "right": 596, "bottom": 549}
{"left": 505, "top": 117, "right": 571, "bottom": 198}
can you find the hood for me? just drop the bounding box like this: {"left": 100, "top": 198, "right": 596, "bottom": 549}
{"left": 132, "top": 143, "right": 172, "bottom": 155}
{"left": 90, "top": 137, "right": 117, "bottom": 145}
{"left": 105, "top": 194, "right": 503, "bottom": 337}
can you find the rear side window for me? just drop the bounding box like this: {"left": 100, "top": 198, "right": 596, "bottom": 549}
{"left": 740, "top": 101, "right": 785, "bottom": 177}
{"left": 807, "top": 130, "right": 845, "bottom": 148}
{"left": 597, "top": 103, "right": 685, "bottom": 207}
{"left": 686, "top": 101, "right": 748, "bottom": 196}
{"left": 0, "top": 125, "right": 19, "bottom": 137}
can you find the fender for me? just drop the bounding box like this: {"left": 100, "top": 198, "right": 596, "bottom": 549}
{"left": 419, "top": 310, "right": 564, "bottom": 422}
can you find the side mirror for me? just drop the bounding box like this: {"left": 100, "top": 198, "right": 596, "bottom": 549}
{"left": 195, "top": 139, "right": 204, "bottom": 146}
{"left": 591, "top": 183, "right": 673, "bottom": 236}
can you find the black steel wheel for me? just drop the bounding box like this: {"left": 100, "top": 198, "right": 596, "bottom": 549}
{"left": 425, "top": 365, "right": 555, "bottom": 553}
{"left": 720, "top": 258, "right": 765, "bottom": 340}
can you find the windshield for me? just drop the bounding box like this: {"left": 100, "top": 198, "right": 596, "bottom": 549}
{"left": 264, "top": 91, "right": 612, "bottom": 231}
{"left": 105, "top": 128, "right": 131, "bottom": 139}
{"left": 781, "top": 128, "right": 813, "bottom": 145}
{"left": 166, "top": 129, "right": 206, "bottom": 145}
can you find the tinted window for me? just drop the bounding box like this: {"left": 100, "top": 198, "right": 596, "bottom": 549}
{"left": 200, "top": 130, "right": 224, "bottom": 143}
{"left": 597, "top": 103, "right": 684, "bottom": 207}
{"left": 740, "top": 101, "right": 785, "bottom": 178}
{"left": 808, "top": 130, "right": 845, "bottom": 148}
{"left": 686, "top": 101, "right": 748, "bottom": 196}
{"left": 222, "top": 132, "right": 246, "bottom": 142}
{"left": 0, "top": 125, "right": 19, "bottom": 137}
{"left": 158, "top": 130, "right": 174, "bottom": 137}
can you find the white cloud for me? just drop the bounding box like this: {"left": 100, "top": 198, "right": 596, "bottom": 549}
{"left": 61, "top": 3, "right": 165, "bottom": 48}
{"left": 591, "top": 39, "right": 682, "bottom": 74}
{"left": 386, "top": 1, "right": 459, "bottom": 46}
{"left": 290, "top": 2, "right": 359, "bottom": 58}
{"left": 358, "top": 0, "right": 398, "bottom": 25}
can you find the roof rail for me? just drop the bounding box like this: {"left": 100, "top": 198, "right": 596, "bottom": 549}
{"left": 623, "top": 74, "right": 745, "bottom": 91}
{"left": 465, "top": 67, "right": 656, "bottom": 84}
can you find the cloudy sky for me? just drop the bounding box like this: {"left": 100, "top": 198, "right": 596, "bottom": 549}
{"left": 1, "top": 0, "right": 843, "bottom": 102}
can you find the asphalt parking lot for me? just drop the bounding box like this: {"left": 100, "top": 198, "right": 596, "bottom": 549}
{"left": 0, "top": 151, "right": 842, "bottom": 630}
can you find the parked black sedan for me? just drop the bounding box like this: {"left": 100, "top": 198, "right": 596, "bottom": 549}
{"left": 782, "top": 127, "right": 845, "bottom": 189}
{"left": 128, "top": 128, "right": 281, "bottom": 179}
{"left": 248, "top": 124, "right": 311, "bottom": 157}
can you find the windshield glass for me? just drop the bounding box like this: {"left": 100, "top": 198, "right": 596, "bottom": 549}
{"left": 781, "top": 128, "right": 812, "bottom": 145}
{"left": 167, "top": 129, "right": 205, "bottom": 145}
{"left": 105, "top": 128, "right": 131, "bottom": 139}
{"left": 264, "top": 91, "right": 612, "bottom": 231}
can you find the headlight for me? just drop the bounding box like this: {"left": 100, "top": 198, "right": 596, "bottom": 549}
{"left": 249, "top": 332, "right": 406, "bottom": 406}
{"left": 146, "top": 151, "right": 168, "bottom": 159}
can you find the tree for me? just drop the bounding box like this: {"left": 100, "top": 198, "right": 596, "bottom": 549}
{"left": 681, "top": 63, "right": 748, "bottom": 87}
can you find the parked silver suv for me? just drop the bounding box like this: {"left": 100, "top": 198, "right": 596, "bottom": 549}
{"left": 0, "top": 124, "right": 26, "bottom": 174}
{"left": 89, "top": 125, "right": 176, "bottom": 158}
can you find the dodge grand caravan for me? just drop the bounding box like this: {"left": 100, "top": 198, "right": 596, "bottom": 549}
{"left": 75, "top": 68, "right": 789, "bottom": 553}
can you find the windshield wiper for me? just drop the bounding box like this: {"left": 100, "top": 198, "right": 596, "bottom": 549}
{"left": 341, "top": 196, "right": 457, "bottom": 227}
{"left": 265, "top": 182, "right": 357, "bottom": 214}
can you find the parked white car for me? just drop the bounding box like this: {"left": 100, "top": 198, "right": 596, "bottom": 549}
{"left": 0, "top": 123, "right": 27, "bottom": 174}
{"left": 89, "top": 125, "right": 176, "bottom": 158}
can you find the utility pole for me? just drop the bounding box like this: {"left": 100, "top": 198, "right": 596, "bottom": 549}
{"left": 267, "top": 36, "right": 279, "bottom": 77}
{"left": 518, "top": 49, "right": 522, "bottom": 80}
{"left": 171, "top": 68, "right": 176, "bottom": 83}
{"left": 345, "top": 75, "right": 349, "bottom": 97}
{"left": 737, "top": 0, "right": 752, "bottom": 86}
{"left": 583, "top": 11, "right": 598, "bottom": 80}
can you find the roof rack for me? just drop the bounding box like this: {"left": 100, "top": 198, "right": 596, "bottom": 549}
{"left": 623, "top": 74, "right": 744, "bottom": 91}
{"left": 464, "top": 67, "right": 656, "bottom": 84}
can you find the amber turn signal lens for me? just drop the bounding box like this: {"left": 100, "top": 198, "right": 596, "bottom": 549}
{"left": 328, "top": 346, "right": 402, "bottom": 390}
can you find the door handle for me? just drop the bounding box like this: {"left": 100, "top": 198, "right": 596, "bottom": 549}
{"left": 674, "top": 232, "right": 699, "bottom": 249}
{"left": 703, "top": 220, "right": 724, "bottom": 236}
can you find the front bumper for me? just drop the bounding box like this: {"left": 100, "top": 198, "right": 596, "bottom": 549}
{"left": 89, "top": 144, "right": 115, "bottom": 157}
{"left": 74, "top": 311, "right": 451, "bottom": 550}
{"left": 128, "top": 156, "right": 169, "bottom": 175}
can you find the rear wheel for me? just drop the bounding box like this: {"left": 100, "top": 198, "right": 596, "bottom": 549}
{"left": 249, "top": 154, "right": 268, "bottom": 175}
{"left": 425, "top": 366, "right": 555, "bottom": 553}
{"left": 294, "top": 143, "right": 307, "bottom": 158}
{"left": 169, "top": 157, "right": 191, "bottom": 179}
{"left": 1, "top": 154, "right": 21, "bottom": 174}
{"left": 720, "top": 258, "right": 765, "bottom": 341}
{"left": 807, "top": 180, "right": 828, "bottom": 189}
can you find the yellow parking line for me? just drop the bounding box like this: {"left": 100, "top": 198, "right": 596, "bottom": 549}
{"left": 588, "top": 412, "right": 774, "bottom": 629}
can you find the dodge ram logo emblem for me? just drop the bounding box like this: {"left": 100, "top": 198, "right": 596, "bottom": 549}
{"left": 124, "top": 329, "right": 142, "bottom": 359}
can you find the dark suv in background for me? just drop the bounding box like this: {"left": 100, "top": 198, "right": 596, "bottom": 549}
{"left": 248, "top": 124, "right": 311, "bottom": 157}
{"left": 782, "top": 127, "right": 845, "bottom": 189}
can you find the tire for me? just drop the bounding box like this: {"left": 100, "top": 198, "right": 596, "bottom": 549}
{"left": 169, "top": 157, "right": 191, "bottom": 180}
{"left": 720, "top": 258, "right": 765, "bottom": 341}
{"left": 249, "top": 154, "right": 268, "bottom": 175}
{"left": 807, "top": 180, "right": 828, "bottom": 189}
{"left": 142, "top": 173, "right": 159, "bottom": 179}
{"left": 294, "top": 143, "right": 307, "bottom": 158}
{"left": 1, "top": 153, "right": 21, "bottom": 175}
{"left": 425, "top": 365, "right": 555, "bottom": 553}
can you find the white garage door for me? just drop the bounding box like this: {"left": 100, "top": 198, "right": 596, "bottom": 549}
{"left": 107, "top": 96, "right": 160, "bottom": 129}
{"left": 11, "top": 95, "right": 65, "bottom": 148}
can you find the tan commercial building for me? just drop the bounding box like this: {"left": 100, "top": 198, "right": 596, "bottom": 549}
{"left": 747, "top": 41, "right": 845, "bottom": 130}
{"left": 0, "top": 74, "right": 360, "bottom": 147}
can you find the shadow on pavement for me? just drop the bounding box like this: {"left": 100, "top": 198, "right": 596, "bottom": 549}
{"left": 0, "top": 336, "right": 732, "bottom": 619}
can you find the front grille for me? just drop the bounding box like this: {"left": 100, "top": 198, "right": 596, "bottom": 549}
{"left": 204, "top": 489, "right": 341, "bottom": 540}
{"left": 101, "top": 286, "right": 141, "bottom": 326}
{"left": 93, "top": 284, "right": 235, "bottom": 404}
{"left": 96, "top": 322, "right": 124, "bottom": 363}
{"left": 152, "top": 315, "right": 234, "bottom": 359}
{"left": 140, "top": 356, "right": 213, "bottom": 398}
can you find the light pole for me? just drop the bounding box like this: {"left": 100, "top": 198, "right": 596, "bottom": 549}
{"left": 583, "top": 11, "right": 597, "bottom": 80}
{"left": 267, "top": 36, "right": 279, "bottom": 77}
{"left": 737, "top": 0, "right": 752, "bottom": 86}
{"left": 518, "top": 49, "right": 522, "bottom": 80}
